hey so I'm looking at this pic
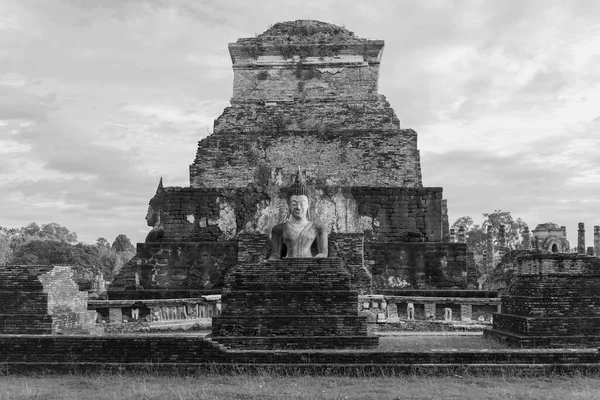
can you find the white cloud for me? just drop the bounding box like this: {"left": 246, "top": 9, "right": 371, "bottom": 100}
{"left": 1, "top": 0, "right": 600, "bottom": 247}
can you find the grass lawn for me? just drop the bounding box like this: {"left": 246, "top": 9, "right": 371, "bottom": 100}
{"left": 1, "top": 373, "right": 599, "bottom": 400}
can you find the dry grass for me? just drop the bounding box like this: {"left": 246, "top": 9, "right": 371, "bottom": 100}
{"left": 1, "top": 373, "right": 599, "bottom": 400}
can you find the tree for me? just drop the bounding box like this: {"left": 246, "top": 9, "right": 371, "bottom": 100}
{"left": 111, "top": 234, "right": 135, "bottom": 253}
{"left": 481, "top": 210, "right": 527, "bottom": 250}
{"left": 453, "top": 210, "right": 528, "bottom": 253}
{"left": 452, "top": 210, "right": 528, "bottom": 277}
{"left": 96, "top": 237, "right": 110, "bottom": 248}
{"left": 10, "top": 240, "right": 122, "bottom": 281}
{"left": 4, "top": 222, "right": 78, "bottom": 256}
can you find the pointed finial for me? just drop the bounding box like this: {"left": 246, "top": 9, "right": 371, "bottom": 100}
{"left": 289, "top": 167, "right": 308, "bottom": 197}
{"left": 156, "top": 177, "right": 164, "bottom": 194}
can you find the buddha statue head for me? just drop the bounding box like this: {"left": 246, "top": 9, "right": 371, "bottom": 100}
{"left": 145, "top": 178, "right": 165, "bottom": 243}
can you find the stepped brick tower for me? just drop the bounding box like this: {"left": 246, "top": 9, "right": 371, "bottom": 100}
{"left": 110, "top": 20, "right": 472, "bottom": 299}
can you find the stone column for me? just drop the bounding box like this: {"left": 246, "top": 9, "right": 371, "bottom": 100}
{"left": 594, "top": 226, "right": 600, "bottom": 257}
{"left": 522, "top": 225, "right": 531, "bottom": 250}
{"left": 578, "top": 223, "right": 586, "bottom": 255}
{"left": 457, "top": 226, "right": 466, "bottom": 243}
{"left": 486, "top": 225, "right": 494, "bottom": 270}
{"left": 449, "top": 228, "right": 456, "bottom": 243}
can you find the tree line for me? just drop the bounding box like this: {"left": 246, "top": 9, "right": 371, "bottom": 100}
{"left": 0, "top": 222, "right": 135, "bottom": 282}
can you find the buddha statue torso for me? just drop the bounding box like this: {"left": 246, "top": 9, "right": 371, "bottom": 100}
{"left": 268, "top": 169, "right": 328, "bottom": 260}
{"left": 281, "top": 220, "right": 318, "bottom": 258}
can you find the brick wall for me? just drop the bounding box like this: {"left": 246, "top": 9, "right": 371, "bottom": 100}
{"left": 190, "top": 127, "right": 420, "bottom": 189}
{"left": 212, "top": 258, "right": 375, "bottom": 349}
{"left": 517, "top": 253, "right": 600, "bottom": 275}
{"left": 365, "top": 243, "right": 470, "bottom": 289}
{"left": 228, "top": 37, "right": 384, "bottom": 103}
{"left": 0, "top": 265, "right": 97, "bottom": 334}
{"left": 109, "top": 242, "right": 237, "bottom": 292}
{"left": 491, "top": 254, "right": 600, "bottom": 347}
{"left": 2, "top": 335, "right": 599, "bottom": 368}
{"left": 146, "top": 186, "right": 444, "bottom": 243}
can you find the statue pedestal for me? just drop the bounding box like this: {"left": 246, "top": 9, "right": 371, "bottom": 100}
{"left": 211, "top": 258, "right": 378, "bottom": 349}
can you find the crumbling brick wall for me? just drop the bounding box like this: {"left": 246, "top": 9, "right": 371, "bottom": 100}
{"left": 364, "top": 243, "right": 470, "bottom": 290}
{"left": 110, "top": 243, "right": 237, "bottom": 292}
{"left": 0, "top": 265, "right": 97, "bottom": 334}
{"left": 147, "top": 186, "right": 444, "bottom": 243}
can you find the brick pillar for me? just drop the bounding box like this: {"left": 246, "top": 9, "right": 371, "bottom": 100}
{"left": 486, "top": 225, "right": 494, "bottom": 269}
{"left": 594, "top": 226, "right": 600, "bottom": 256}
{"left": 457, "top": 226, "right": 466, "bottom": 243}
{"left": 522, "top": 225, "right": 531, "bottom": 250}
{"left": 449, "top": 229, "right": 456, "bottom": 243}
{"left": 498, "top": 224, "right": 507, "bottom": 260}
{"left": 460, "top": 304, "right": 472, "bottom": 322}
{"left": 578, "top": 223, "right": 586, "bottom": 255}
{"left": 441, "top": 199, "right": 450, "bottom": 242}
{"left": 482, "top": 250, "right": 488, "bottom": 274}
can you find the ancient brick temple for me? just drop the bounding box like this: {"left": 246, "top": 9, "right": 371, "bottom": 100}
{"left": 109, "top": 20, "right": 473, "bottom": 299}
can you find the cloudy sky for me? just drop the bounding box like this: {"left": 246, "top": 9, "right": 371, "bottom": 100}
{"left": 1, "top": 0, "right": 599, "bottom": 247}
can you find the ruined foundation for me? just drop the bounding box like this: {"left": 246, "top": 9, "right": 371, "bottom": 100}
{"left": 211, "top": 258, "right": 378, "bottom": 349}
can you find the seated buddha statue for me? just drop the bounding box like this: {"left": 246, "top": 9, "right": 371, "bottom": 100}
{"left": 268, "top": 168, "right": 328, "bottom": 260}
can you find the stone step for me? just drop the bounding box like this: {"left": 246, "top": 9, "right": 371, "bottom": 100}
{"left": 212, "top": 315, "right": 369, "bottom": 336}
{"left": 210, "top": 335, "right": 379, "bottom": 350}
{"left": 0, "top": 292, "right": 49, "bottom": 314}
{"left": 226, "top": 259, "right": 352, "bottom": 290}
{"left": 493, "top": 313, "right": 600, "bottom": 336}
{"left": 222, "top": 290, "right": 358, "bottom": 315}
{"left": 486, "top": 328, "right": 600, "bottom": 348}
{"left": 501, "top": 296, "right": 600, "bottom": 317}
{"left": 0, "top": 315, "right": 53, "bottom": 334}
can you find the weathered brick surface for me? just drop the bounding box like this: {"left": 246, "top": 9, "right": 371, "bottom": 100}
{"left": 213, "top": 315, "right": 368, "bottom": 336}
{"left": 0, "top": 265, "right": 97, "bottom": 334}
{"left": 223, "top": 290, "right": 358, "bottom": 315}
{"left": 329, "top": 233, "right": 370, "bottom": 291}
{"left": 377, "top": 290, "right": 498, "bottom": 298}
{"left": 491, "top": 254, "right": 600, "bottom": 347}
{"left": 350, "top": 187, "right": 443, "bottom": 242}
{"left": 107, "top": 289, "right": 220, "bottom": 300}
{"left": 212, "top": 258, "right": 376, "bottom": 349}
{"left": 516, "top": 253, "right": 600, "bottom": 275}
{"left": 229, "top": 37, "right": 384, "bottom": 103}
{"left": 365, "top": 243, "right": 470, "bottom": 289}
{"left": 2, "top": 335, "right": 599, "bottom": 368}
{"left": 212, "top": 336, "right": 379, "bottom": 350}
{"left": 109, "top": 242, "right": 237, "bottom": 292}
{"left": 223, "top": 259, "right": 351, "bottom": 290}
{"left": 508, "top": 275, "right": 600, "bottom": 297}
{"left": 502, "top": 296, "right": 600, "bottom": 318}
{"left": 191, "top": 128, "right": 420, "bottom": 189}
{"left": 143, "top": 186, "right": 445, "bottom": 244}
